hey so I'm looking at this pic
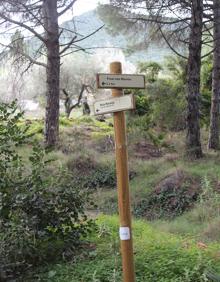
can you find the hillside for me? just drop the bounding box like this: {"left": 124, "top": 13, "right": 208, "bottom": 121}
{"left": 27, "top": 10, "right": 172, "bottom": 64}
{"left": 61, "top": 10, "right": 172, "bottom": 63}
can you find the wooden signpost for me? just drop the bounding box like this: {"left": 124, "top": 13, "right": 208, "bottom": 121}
{"left": 95, "top": 62, "right": 145, "bottom": 282}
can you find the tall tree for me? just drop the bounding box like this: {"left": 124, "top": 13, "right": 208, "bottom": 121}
{"left": 0, "top": 0, "right": 102, "bottom": 146}
{"left": 42, "top": 0, "right": 60, "bottom": 146}
{"left": 186, "top": 0, "right": 203, "bottom": 158}
{"left": 208, "top": 0, "right": 220, "bottom": 149}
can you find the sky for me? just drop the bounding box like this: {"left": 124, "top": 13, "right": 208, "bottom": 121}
{"left": 59, "top": 0, "right": 109, "bottom": 24}
{"left": 0, "top": 0, "right": 109, "bottom": 41}
{"left": 72, "top": 0, "right": 109, "bottom": 16}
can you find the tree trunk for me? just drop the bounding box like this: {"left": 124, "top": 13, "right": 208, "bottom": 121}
{"left": 186, "top": 0, "right": 203, "bottom": 159}
{"left": 65, "top": 106, "right": 71, "bottom": 119}
{"left": 43, "top": 0, "right": 60, "bottom": 147}
{"left": 208, "top": 0, "right": 220, "bottom": 150}
{"left": 64, "top": 98, "right": 71, "bottom": 118}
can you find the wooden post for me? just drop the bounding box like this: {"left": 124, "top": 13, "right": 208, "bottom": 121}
{"left": 110, "top": 61, "right": 135, "bottom": 282}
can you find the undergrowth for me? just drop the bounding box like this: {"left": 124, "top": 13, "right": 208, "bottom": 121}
{"left": 38, "top": 215, "right": 220, "bottom": 282}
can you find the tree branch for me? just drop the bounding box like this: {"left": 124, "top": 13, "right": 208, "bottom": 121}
{"left": 0, "top": 13, "right": 46, "bottom": 43}
{"left": 128, "top": 16, "right": 191, "bottom": 26}
{"left": 62, "top": 84, "right": 88, "bottom": 115}
{"left": 0, "top": 42, "right": 46, "bottom": 68}
{"left": 58, "top": 0, "right": 77, "bottom": 17}
{"left": 59, "top": 35, "right": 77, "bottom": 55}
{"left": 60, "top": 25, "right": 105, "bottom": 55}
{"left": 158, "top": 25, "right": 188, "bottom": 59}
{"left": 73, "top": 25, "right": 104, "bottom": 43}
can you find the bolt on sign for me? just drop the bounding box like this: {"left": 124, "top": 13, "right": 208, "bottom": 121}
{"left": 95, "top": 63, "right": 145, "bottom": 282}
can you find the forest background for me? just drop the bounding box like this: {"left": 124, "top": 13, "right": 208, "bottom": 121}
{"left": 1, "top": 0, "right": 220, "bottom": 281}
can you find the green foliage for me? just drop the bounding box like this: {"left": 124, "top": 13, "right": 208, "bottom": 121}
{"left": 131, "top": 55, "right": 215, "bottom": 131}
{"left": 77, "top": 116, "right": 95, "bottom": 124}
{"left": 133, "top": 90, "right": 151, "bottom": 116}
{"left": 149, "top": 79, "right": 186, "bottom": 131}
{"left": 200, "top": 89, "right": 211, "bottom": 127}
{"left": 200, "top": 55, "right": 212, "bottom": 126}
{"left": 127, "top": 113, "right": 167, "bottom": 151}
{"left": 26, "top": 119, "right": 44, "bottom": 138}
{"left": 0, "top": 100, "right": 28, "bottom": 149}
{"left": 138, "top": 61, "right": 162, "bottom": 82}
{"left": 187, "top": 176, "right": 220, "bottom": 227}
{"left": 129, "top": 57, "right": 187, "bottom": 132}
{"left": 67, "top": 153, "right": 117, "bottom": 189}
{"left": 97, "top": 4, "right": 140, "bottom": 44}
{"left": 165, "top": 56, "right": 187, "bottom": 83}
{"left": 201, "top": 55, "right": 213, "bottom": 92}
{"left": 134, "top": 171, "right": 200, "bottom": 219}
{"left": 127, "top": 114, "right": 152, "bottom": 133}
{"left": 0, "top": 101, "right": 29, "bottom": 221}
{"left": 59, "top": 116, "right": 74, "bottom": 127}
{"left": 0, "top": 102, "right": 94, "bottom": 279}
{"left": 131, "top": 55, "right": 214, "bottom": 132}
{"left": 39, "top": 215, "right": 220, "bottom": 281}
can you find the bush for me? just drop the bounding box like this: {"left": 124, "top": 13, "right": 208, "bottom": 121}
{"left": 0, "top": 101, "right": 94, "bottom": 280}
{"left": 59, "top": 116, "right": 74, "bottom": 126}
{"left": 67, "top": 153, "right": 117, "bottom": 189}
{"left": 26, "top": 119, "right": 44, "bottom": 136}
{"left": 132, "top": 90, "right": 151, "bottom": 116}
{"left": 134, "top": 170, "right": 200, "bottom": 219}
{"left": 67, "top": 153, "right": 136, "bottom": 190}
{"left": 149, "top": 79, "right": 186, "bottom": 131}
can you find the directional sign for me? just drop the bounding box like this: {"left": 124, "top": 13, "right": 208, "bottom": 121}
{"left": 93, "top": 94, "right": 135, "bottom": 115}
{"left": 97, "top": 73, "right": 145, "bottom": 89}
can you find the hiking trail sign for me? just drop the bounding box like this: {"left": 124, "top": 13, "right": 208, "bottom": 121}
{"left": 93, "top": 94, "right": 135, "bottom": 115}
{"left": 96, "top": 73, "right": 145, "bottom": 89}
{"left": 94, "top": 63, "right": 145, "bottom": 282}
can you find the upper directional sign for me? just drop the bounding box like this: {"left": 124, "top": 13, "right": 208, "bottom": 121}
{"left": 97, "top": 73, "right": 145, "bottom": 89}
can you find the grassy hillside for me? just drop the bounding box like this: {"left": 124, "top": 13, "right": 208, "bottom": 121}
{"left": 0, "top": 99, "right": 218, "bottom": 281}
{"left": 16, "top": 115, "right": 220, "bottom": 281}
{"left": 24, "top": 116, "right": 220, "bottom": 242}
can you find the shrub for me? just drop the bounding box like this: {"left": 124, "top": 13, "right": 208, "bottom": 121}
{"left": 138, "top": 61, "right": 162, "bottom": 82}
{"left": 134, "top": 170, "right": 200, "bottom": 219}
{"left": 67, "top": 153, "right": 117, "bottom": 189}
{"left": 76, "top": 116, "right": 94, "bottom": 124}
{"left": 135, "top": 95, "right": 151, "bottom": 116}
{"left": 0, "top": 101, "right": 94, "bottom": 280}
{"left": 149, "top": 79, "right": 186, "bottom": 131}
{"left": 67, "top": 153, "right": 136, "bottom": 190}
{"left": 59, "top": 116, "right": 74, "bottom": 126}
{"left": 132, "top": 90, "right": 151, "bottom": 116}
{"left": 26, "top": 119, "right": 44, "bottom": 136}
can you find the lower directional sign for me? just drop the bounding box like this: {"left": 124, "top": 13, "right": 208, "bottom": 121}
{"left": 93, "top": 94, "right": 135, "bottom": 115}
